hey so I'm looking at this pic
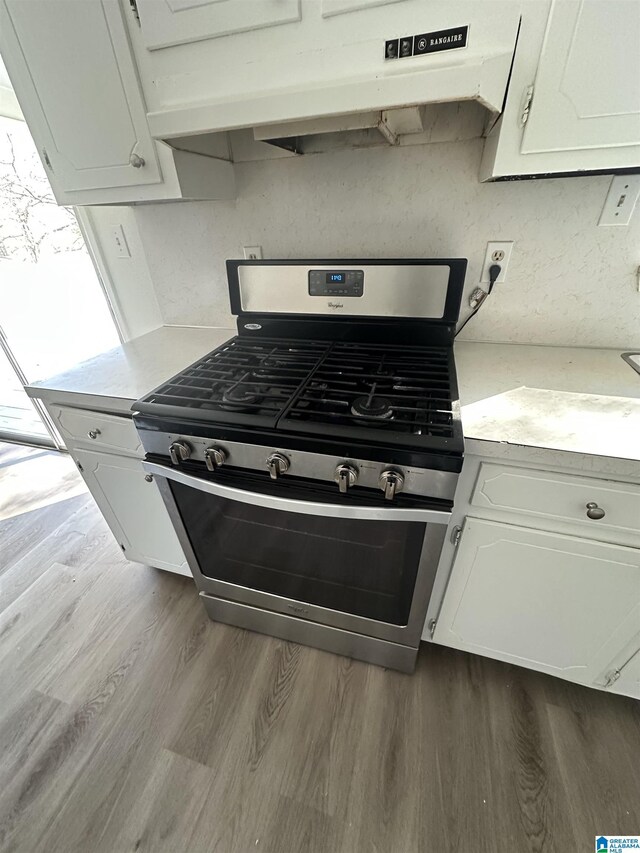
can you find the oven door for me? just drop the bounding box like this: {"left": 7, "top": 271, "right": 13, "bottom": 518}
{"left": 143, "top": 461, "right": 451, "bottom": 647}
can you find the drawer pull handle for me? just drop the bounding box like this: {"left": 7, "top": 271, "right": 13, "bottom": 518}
{"left": 586, "top": 501, "right": 605, "bottom": 520}
{"left": 88, "top": 429, "right": 101, "bottom": 440}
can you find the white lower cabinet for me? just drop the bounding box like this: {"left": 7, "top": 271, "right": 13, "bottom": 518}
{"left": 73, "top": 447, "right": 190, "bottom": 577}
{"left": 433, "top": 517, "right": 640, "bottom": 694}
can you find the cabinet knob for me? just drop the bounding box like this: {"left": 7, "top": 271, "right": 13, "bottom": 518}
{"left": 586, "top": 501, "right": 605, "bottom": 520}
{"left": 130, "top": 153, "right": 145, "bottom": 168}
{"left": 144, "top": 474, "right": 153, "bottom": 482}
{"left": 87, "top": 428, "right": 101, "bottom": 440}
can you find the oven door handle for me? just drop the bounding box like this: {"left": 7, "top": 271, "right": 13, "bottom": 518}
{"left": 143, "top": 462, "right": 452, "bottom": 524}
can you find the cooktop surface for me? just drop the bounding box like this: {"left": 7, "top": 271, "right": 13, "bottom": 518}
{"left": 134, "top": 336, "right": 462, "bottom": 454}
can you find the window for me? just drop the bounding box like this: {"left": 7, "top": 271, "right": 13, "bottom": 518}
{"left": 0, "top": 113, "right": 120, "bottom": 445}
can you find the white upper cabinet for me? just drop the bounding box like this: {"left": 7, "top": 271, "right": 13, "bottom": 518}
{"left": 521, "top": 0, "right": 640, "bottom": 155}
{"left": 0, "top": 0, "right": 235, "bottom": 204}
{"left": 136, "top": 0, "right": 301, "bottom": 50}
{"left": 321, "top": 0, "right": 407, "bottom": 17}
{"left": 132, "top": 0, "right": 521, "bottom": 139}
{"left": 481, "top": 0, "right": 640, "bottom": 179}
{"left": 0, "top": 0, "right": 161, "bottom": 193}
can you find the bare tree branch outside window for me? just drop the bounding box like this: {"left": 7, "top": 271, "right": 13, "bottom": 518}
{"left": 0, "top": 126, "right": 82, "bottom": 263}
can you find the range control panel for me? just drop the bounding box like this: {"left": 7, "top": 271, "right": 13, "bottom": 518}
{"left": 308, "top": 269, "right": 364, "bottom": 297}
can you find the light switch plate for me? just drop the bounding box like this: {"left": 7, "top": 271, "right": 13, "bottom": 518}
{"left": 598, "top": 175, "right": 640, "bottom": 226}
{"left": 112, "top": 225, "right": 130, "bottom": 258}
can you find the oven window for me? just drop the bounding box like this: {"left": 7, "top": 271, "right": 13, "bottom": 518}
{"left": 170, "top": 481, "right": 426, "bottom": 626}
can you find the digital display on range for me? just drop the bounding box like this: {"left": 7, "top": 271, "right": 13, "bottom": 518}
{"left": 308, "top": 269, "right": 364, "bottom": 297}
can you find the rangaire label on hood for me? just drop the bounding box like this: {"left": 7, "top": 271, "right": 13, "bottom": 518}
{"left": 385, "top": 26, "right": 468, "bottom": 61}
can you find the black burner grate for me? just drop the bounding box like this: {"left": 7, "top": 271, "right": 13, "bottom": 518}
{"left": 136, "top": 336, "right": 459, "bottom": 448}
{"left": 141, "top": 338, "right": 329, "bottom": 426}
{"left": 283, "top": 342, "right": 455, "bottom": 442}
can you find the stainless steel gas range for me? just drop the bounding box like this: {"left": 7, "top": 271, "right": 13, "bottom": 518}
{"left": 132, "top": 259, "right": 466, "bottom": 673}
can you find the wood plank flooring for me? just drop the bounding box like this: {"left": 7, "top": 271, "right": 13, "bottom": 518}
{"left": 0, "top": 441, "right": 638, "bottom": 853}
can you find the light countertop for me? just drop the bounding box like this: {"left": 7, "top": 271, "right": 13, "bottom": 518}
{"left": 453, "top": 342, "right": 640, "bottom": 477}
{"left": 27, "top": 328, "right": 640, "bottom": 470}
{"left": 26, "top": 326, "right": 234, "bottom": 415}
{"left": 454, "top": 342, "right": 640, "bottom": 405}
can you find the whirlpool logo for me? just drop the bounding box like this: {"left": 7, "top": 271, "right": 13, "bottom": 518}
{"left": 327, "top": 302, "right": 344, "bottom": 310}
{"left": 287, "top": 604, "right": 310, "bottom": 616}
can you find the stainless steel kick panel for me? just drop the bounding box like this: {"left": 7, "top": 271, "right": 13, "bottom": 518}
{"left": 237, "top": 264, "right": 449, "bottom": 318}
{"left": 200, "top": 594, "right": 418, "bottom": 673}
{"left": 141, "top": 431, "right": 459, "bottom": 500}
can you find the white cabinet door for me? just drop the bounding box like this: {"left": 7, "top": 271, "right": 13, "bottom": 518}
{"left": 0, "top": 0, "right": 162, "bottom": 194}
{"left": 320, "top": 0, "right": 407, "bottom": 17}
{"left": 136, "top": 0, "right": 301, "bottom": 50}
{"left": 434, "top": 517, "right": 640, "bottom": 686}
{"left": 522, "top": 0, "right": 640, "bottom": 155}
{"left": 73, "top": 447, "right": 190, "bottom": 577}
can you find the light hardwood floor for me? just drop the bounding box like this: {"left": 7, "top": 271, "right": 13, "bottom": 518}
{"left": 0, "top": 442, "right": 638, "bottom": 853}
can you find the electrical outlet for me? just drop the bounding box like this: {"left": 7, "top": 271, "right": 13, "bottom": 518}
{"left": 243, "top": 245, "right": 263, "bottom": 260}
{"left": 598, "top": 175, "right": 640, "bottom": 226}
{"left": 481, "top": 241, "right": 513, "bottom": 283}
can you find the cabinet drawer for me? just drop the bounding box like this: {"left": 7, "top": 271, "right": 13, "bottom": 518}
{"left": 471, "top": 463, "right": 640, "bottom": 534}
{"left": 48, "top": 404, "right": 143, "bottom": 457}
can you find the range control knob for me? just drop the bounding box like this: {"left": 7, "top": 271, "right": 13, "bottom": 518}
{"left": 204, "top": 446, "right": 226, "bottom": 471}
{"left": 379, "top": 469, "right": 405, "bottom": 501}
{"left": 334, "top": 464, "right": 358, "bottom": 494}
{"left": 169, "top": 440, "right": 191, "bottom": 466}
{"left": 266, "top": 452, "right": 290, "bottom": 479}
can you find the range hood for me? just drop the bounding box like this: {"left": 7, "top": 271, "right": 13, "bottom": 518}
{"left": 144, "top": 2, "right": 522, "bottom": 143}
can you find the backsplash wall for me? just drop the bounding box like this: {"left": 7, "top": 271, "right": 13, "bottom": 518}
{"left": 132, "top": 138, "right": 640, "bottom": 348}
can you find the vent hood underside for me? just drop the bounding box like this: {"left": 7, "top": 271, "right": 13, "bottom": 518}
{"left": 166, "top": 101, "right": 491, "bottom": 165}
{"left": 148, "top": 47, "right": 516, "bottom": 142}
{"left": 252, "top": 102, "right": 491, "bottom": 155}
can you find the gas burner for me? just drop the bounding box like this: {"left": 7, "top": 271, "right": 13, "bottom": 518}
{"left": 351, "top": 395, "right": 394, "bottom": 420}
{"left": 221, "top": 384, "right": 261, "bottom": 410}
{"left": 251, "top": 368, "right": 279, "bottom": 380}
